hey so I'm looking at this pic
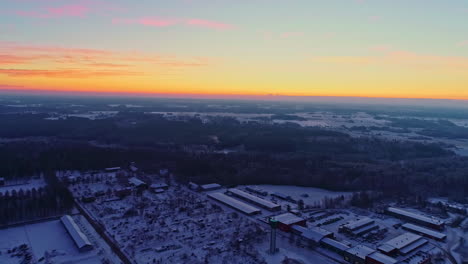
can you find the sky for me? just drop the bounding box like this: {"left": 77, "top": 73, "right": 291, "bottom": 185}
{"left": 1, "top": 0, "right": 468, "bottom": 100}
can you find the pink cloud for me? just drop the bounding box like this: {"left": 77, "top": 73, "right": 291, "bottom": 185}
{"left": 113, "top": 17, "right": 234, "bottom": 30}
{"left": 16, "top": 4, "right": 90, "bottom": 18}
{"left": 280, "top": 32, "right": 304, "bottom": 39}
{"left": 457, "top": 40, "right": 468, "bottom": 47}
{"left": 0, "top": 68, "right": 142, "bottom": 78}
{"left": 185, "top": 19, "right": 234, "bottom": 30}
{"left": 113, "top": 18, "right": 178, "bottom": 27}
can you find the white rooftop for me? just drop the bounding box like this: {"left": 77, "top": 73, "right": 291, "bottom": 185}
{"left": 60, "top": 215, "right": 92, "bottom": 250}
{"left": 208, "top": 192, "right": 261, "bottom": 215}
{"left": 387, "top": 207, "right": 444, "bottom": 225}
{"left": 228, "top": 188, "right": 280, "bottom": 209}
{"left": 271, "top": 213, "right": 305, "bottom": 225}
{"left": 383, "top": 232, "right": 422, "bottom": 250}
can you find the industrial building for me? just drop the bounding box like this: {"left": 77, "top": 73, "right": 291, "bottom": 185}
{"left": 386, "top": 207, "right": 444, "bottom": 230}
{"left": 208, "top": 192, "right": 261, "bottom": 215}
{"left": 401, "top": 223, "right": 446, "bottom": 241}
{"left": 366, "top": 252, "right": 398, "bottom": 264}
{"left": 245, "top": 186, "right": 268, "bottom": 196}
{"left": 270, "top": 213, "right": 306, "bottom": 232}
{"left": 200, "top": 183, "right": 222, "bottom": 191}
{"left": 378, "top": 233, "right": 428, "bottom": 256}
{"left": 104, "top": 167, "right": 121, "bottom": 172}
{"left": 150, "top": 183, "right": 169, "bottom": 190}
{"left": 60, "top": 215, "right": 93, "bottom": 252}
{"left": 128, "top": 177, "right": 147, "bottom": 189}
{"left": 344, "top": 245, "right": 376, "bottom": 264}
{"left": 342, "top": 218, "right": 375, "bottom": 232}
{"left": 227, "top": 188, "right": 281, "bottom": 211}
{"left": 292, "top": 225, "right": 334, "bottom": 246}
{"left": 320, "top": 238, "right": 350, "bottom": 255}
{"left": 272, "top": 192, "right": 297, "bottom": 203}
{"left": 340, "top": 217, "right": 379, "bottom": 236}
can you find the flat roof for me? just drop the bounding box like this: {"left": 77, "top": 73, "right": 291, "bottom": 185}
{"left": 399, "top": 239, "right": 428, "bottom": 255}
{"left": 271, "top": 213, "right": 305, "bottom": 225}
{"left": 105, "top": 167, "right": 121, "bottom": 171}
{"left": 228, "top": 189, "right": 280, "bottom": 210}
{"left": 344, "top": 218, "right": 374, "bottom": 231}
{"left": 301, "top": 227, "right": 333, "bottom": 243}
{"left": 129, "top": 177, "right": 146, "bottom": 186}
{"left": 208, "top": 192, "right": 261, "bottom": 215}
{"left": 402, "top": 223, "right": 446, "bottom": 240}
{"left": 346, "top": 245, "right": 376, "bottom": 260}
{"left": 150, "top": 183, "right": 168, "bottom": 188}
{"left": 383, "top": 232, "right": 422, "bottom": 250}
{"left": 351, "top": 224, "right": 378, "bottom": 235}
{"left": 201, "top": 183, "right": 221, "bottom": 189}
{"left": 367, "top": 252, "right": 398, "bottom": 264}
{"left": 60, "top": 215, "right": 92, "bottom": 250}
{"left": 321, "top": 238, "right": 351, "bottom": 252}
{"left": 378, "top": 244, "right": 396, "bottom": 253}
{"left": 387, "top": 207, "right": 444, "bottom": 226}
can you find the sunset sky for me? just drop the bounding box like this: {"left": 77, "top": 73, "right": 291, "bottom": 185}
{"left": 1, "top": 0, "right": 468, "bottom": 100}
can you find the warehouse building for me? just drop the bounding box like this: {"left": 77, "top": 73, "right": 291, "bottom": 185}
{"left": 378, "top": 232, "right": 428, "bottom": 256}
{"left": 291, "top": 225, "right": 334, "bottom": 246}
{"left": 344, "top": 245, "right": 375, "bottom": 264}
{"left": 228, "top": 188, "right": 281, "bottom": 211}
{"left": 245, "top": 186, "right": 268, "bottom": 196}
{"left": 320, "top": 238, "right": 351, "bottom": 255}
{"left": 128, "top": 177, "right": 147, "bottom": 189}
{"left": 270, "top": 213, "right": 306, "bottom": 232}
{"left": 208, "top": 192, "right": 261, "bottom": 215}
{"left": 402, "top": 223, "right": 446, "bottom": 241}
{"left": 200, "top": 183, "right": 222, "bottom": 191}
{"left": 386, "top": 207, "right": 444, "bottom": 230}
{"left": 60, "top": 215, "right": 93, "bottom": 252}
{"left": 340, "top": 217, "right": 379, "bottom": 236}
{"left": 341, "top": 218, "right": 375, "bottom": 233}
{"left": 366, "top": 252, "right": 398, "bottom": 264}
{"left": 150, "top": 183, "right": 169, "bottom": 190}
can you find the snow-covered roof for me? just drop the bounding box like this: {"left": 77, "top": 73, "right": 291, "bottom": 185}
{"left": 228, "top": 188, "right": 280, "bottom": 210}
{"left": 382, "top": 232, "right": 422, "bottom": 250}
{"left": 129, "top": 177, "right": 146, "bottom": 187}
{"left": 367, "top": 252, "right": 398, "bottom": 264}
{"left": 402, "top": 223, "right": 446, "bottom": 240}
{"left": 345, "top": 245, "right": 375, "bottom": 260}
{"left": 208, "top": 192, "right": 261, "bottom": 215}
{"left": 387, "top": 207, "right": 444, "bottom": 226}
{"left": 150, "top": 183, "right": 168, "bottom": 189}
{"left": 343, "top": 217, "right": 374, "bottom": 231}
{"left": 399, "top": 238, "right": 428, "bottom": 255}
{"left": 271, "top": 213, "right": 305, "bottom": 225}
{"left": 301, "top": 227, "right": 333, "bottom": 243}
{"left": 201, "top": 183, "right": 221, "bottom": 190}
{"left": 105, "top": 167, "right": 121, "bottom": 171}
{"left": 321, "top": 238, "right": 350, "bottom": 252}
{"left": 60, "top": 215, "right": 92, "bottom": 250}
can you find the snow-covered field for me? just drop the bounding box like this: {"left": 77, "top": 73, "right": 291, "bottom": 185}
{"left": 248, "top": 185, "right": 351, "bottom": 206}
{"left": 0, "top": 219, "right": 103, "bottom": 264}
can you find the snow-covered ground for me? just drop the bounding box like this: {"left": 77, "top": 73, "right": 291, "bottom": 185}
{"left": 247, "top": 185, "right": 350, "bottom": 206}
{"left": 0, "top": 178, "right": 47, "bottom": 195}
{"left": 0, "top": 218, "right": 105, "bottom": 264}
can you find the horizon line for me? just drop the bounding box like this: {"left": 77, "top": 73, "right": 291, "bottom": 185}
{"left": 1, "top": 87, "right": 468, "bottom": 103}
